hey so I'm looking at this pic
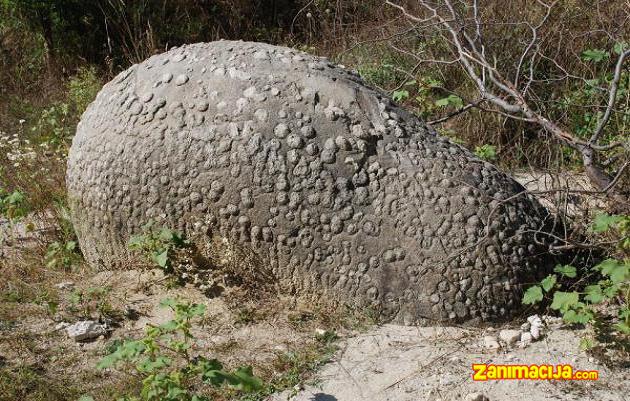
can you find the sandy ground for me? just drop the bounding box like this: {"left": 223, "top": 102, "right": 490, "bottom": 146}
{"left": 2, "top": 265, "right": 628, "bottom": 401}
{"left": 271, "top": 323, "right": 628, "bottom": 401}
{"left": 512, "top": 170, "right": 606, "bottom": 216}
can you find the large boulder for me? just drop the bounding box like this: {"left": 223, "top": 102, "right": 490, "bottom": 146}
{"left": 67, "top": 41, "right": 556, "bottom": 324}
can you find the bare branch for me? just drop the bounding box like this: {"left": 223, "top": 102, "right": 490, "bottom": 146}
{"left": 514, "top": 0, "right": 557, "bottom": 88}
{"left": 603, "top": 161, "right": 629, "bottom": 194}
{"left": 427, "top": 99, "right": 484, "bottom": 124}
{"left": 384, "top": 0, "right": 628, "bottom": 195}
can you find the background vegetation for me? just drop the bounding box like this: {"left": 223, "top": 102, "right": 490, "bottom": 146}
{"left": 2, "top": 0, "right": 628, "bottom": 188}
{"left": 0, "top": 0, "right": 628, "bottom": 399}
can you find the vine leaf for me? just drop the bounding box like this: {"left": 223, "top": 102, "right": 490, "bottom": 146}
{"left": 522, "top": 285, "right": 543, "bottom": 305}
{"left": 554, "top": 264, "right": 577, "bottom": 278}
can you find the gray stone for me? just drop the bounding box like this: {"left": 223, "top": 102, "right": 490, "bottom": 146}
{"left": 67, "top": 41, "right": 557, "bottom": 324}
{"left": 55, "top": 281, "right": 75, "bottom": 290}
{"left": 483, "top": 335, "right": 500, "bottom": 350}
{"left": 65, "top": 320, "right": 107, "bottom": 341}
{"left": 520, "top": 331, "right": 533, "bottom": 346}
{"left": 499, "top": 329, "right": 521, "bottom": 345}
{"left": 528, "top": 314, "right": 545, "bottom": 339}
{"left": 55, "top": 322, "right": 70, "bottom": 330}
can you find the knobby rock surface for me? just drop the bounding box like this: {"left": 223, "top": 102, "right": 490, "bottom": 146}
{"left": 67, "top": 41, "right": 557, "bottom": 324}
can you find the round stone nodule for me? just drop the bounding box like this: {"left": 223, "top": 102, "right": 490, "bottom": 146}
{"left": 67, "top": 41, "right": 558, "bottom": 325}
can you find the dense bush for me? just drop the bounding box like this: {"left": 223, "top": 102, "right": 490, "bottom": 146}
{"left": 2, "top": 1, "right": 627, "bottom": 174}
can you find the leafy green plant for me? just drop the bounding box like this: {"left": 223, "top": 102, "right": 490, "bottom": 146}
{"left": 435, "top": 94, "right": 463, "bottom": 109}
{"left": 314, "top": 329, "right": 338, "bottom": 345}
{"left": 524, "top": 259, "right": 628, "bottom": 330}
{"left": 392, "top": 77, "right": 445, "bottom": 118}
{"left": 357, "top": 62, "right": 400, "bottom": 88}
{"left": 28, "top": 67, "right": 99, "bottom": 150}
{"left": 96, "top": 298, "right": 262, "bottom": 401}
{"left": 523, "top": 214, "right": 629, "bottom": 335}
{"left": 45, "top": 240, "right": 81, "bottom": 269}
{"left": 69, "top": 286, "right": 118, "bottom": 320}
{"left": 0, "top": 188, "right": 31, "bottom": 248}
{"left": 473, "top": 144, "right": 497, "bottom": 161}
{"left": 31, "top": 102, "right": 73, "bottom": 151}
{"left": 555, "top": 42, "right": 629, "bottom": 168}
{"left": 581, "top": 49, "right": 609, "bottom": 63}
{"left": 592, "top": 213, "right": 630, "bottom": 251}
{"left": 129, "top": 223, "right": 189, "bottom": 271}
{"left": 0, "top": 188, "right": 29, "bottom": 223}
{"left": 67, "top": 66, "right": 101, "bottom": 114}
{"left": 392, "top": 89, "right": 409, "bottom": 102}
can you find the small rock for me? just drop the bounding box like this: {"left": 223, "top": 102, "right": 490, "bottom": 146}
{"left": 520, "top": 332, "right": 533, "bottom": 347}
{"left": 174, "top": 74, "right": 189, "bottom": 86}
{"left": 527, "top": 314, "right": 543, "bottom": 326}
{"left": 55, "top": 322, "right": 70, "bottom": 331}
{"left": 482, "top": 335, "right": 500, "bottom": 350}
{"left": 314, "top": 328, "right": 327, "bottom": 336}
{"left": 66, "top": 320, "right": 107, "bottom": 342}
{"left": 527, "top": 314, "right": 538, "bottom": 322}
{"left": 530, "top": 325, "right": 543, "bottom": 340}
{"left": 520, "top": 321, "right": 531, "bottom": 331}
{"left": 274, "top": 123, "right": 290, "bottom": 138}
{"left": 55, "top": 281, "right": 75, "bottom": 290}
{"left": 499, "top": 329, "right": 521, "bottom": 346}
{"left": 465, "top": 393, "right": 489, "bottom": 401}
{"left": 528, "top": 314, "right": 545, "bottom": 340}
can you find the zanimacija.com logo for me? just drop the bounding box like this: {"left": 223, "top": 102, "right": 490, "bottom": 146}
{"left": 472, "top": 364, "right": 598, "bottom": 381}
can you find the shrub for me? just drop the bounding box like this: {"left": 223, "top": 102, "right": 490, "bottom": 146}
{"left": 474, "top": 144, "right": 497, "bottom": 161}
{"left": 523, "top": 214, "right": 629, "bottom": 351}
{"left": 67, "top": 66, "right": 101, "bottom": 115}
{"left": 128, "top": 223, "right": 189, "bottom": 271}
{"left": 44, "top": 239, "right": 80, "bottom": 270}
{"left": 68, "top": 286, "right": 120, "bottom": 321}
{"left": 96, "top": 298, "right": 263, "bottom": 401}
{"left": 0, "top": 188, "right": 29, "bottom": 224}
